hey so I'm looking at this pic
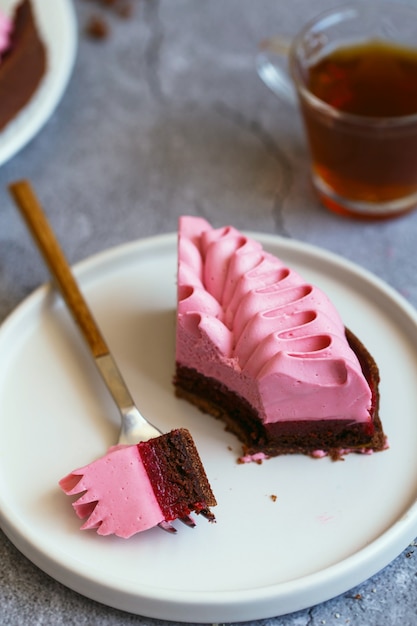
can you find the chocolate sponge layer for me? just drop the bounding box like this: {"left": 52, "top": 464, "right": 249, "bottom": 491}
{"left": 174, "top": 329, "right": 386, "bottom": 460}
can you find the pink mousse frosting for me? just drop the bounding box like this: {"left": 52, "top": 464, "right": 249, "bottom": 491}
{"left": 59, "top": 444, "right": 164, "bottom": 538}
{"left": 0, "top": 10, "right": 12, "bottom": 62}
{"left": 176, "top": 216, "right": 372, "bottom": 425}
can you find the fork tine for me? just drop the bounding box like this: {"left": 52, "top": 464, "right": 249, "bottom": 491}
{"left": 158, "top": 521, "right": 177, "bottom": 533}
{"left": 159, "top": 515, "right": 196, "bottom": 532}
{"left": 200, "top": 508, "right": 216, "bottom": 522}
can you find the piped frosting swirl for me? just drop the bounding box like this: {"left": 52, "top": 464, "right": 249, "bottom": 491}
{"left": 176, "top": 216, "right": 372, "bottom": 425}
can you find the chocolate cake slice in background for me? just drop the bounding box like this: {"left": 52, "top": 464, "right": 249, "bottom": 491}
{"left": 0, "top": 0, "right": 47, "bottom": 131}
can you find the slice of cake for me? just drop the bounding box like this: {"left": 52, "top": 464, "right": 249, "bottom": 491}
{"left": 0, "top": 0, "right": 47, "bottom": 131}
{"left": 59, "top": 428, "right": 216, "bottom": 538}
{"left": 174, "top": 216, "right": 387, "bottom": 461}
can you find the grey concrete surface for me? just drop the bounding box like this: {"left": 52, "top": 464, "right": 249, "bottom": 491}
{"left": 1, "top": 1, "right": 417, "bottom": 625}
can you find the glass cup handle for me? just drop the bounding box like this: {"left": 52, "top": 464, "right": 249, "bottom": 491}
{"left": 256, "top": 37, "right": 297, "bottom": 106}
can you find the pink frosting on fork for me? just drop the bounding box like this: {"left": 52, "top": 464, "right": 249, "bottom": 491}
{"left": 59, "top": 445, "right": 164, "bottom": 538}
{"left": 176, "top": 216, "right": 372, "bottom": 424}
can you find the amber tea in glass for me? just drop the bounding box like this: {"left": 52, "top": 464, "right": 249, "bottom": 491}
{"left": 301, "top": 40, "right": 417, "bottom": 218}
{"left": 258, "top": 3, "right": 417, "bottom": 218}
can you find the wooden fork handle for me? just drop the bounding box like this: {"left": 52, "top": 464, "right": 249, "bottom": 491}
{"left": 9, "top": 180, "right": 109, "bottom": 359}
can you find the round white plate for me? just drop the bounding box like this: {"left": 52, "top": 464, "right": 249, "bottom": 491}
{"left": 0, "top": 0, "right": 77, "bottom": 166}
{"left": 1, "top": 233, "right": 417, "bottom": 623}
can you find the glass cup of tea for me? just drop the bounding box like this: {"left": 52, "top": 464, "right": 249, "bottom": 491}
{"left": 257, "top": 2, "right": 417, "bottom": 219}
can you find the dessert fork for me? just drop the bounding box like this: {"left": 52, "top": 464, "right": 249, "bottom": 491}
{"left": 9, "top": 179, "right": 197, "bottom": 533}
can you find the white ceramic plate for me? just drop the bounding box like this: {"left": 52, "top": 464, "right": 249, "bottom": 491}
{"left": 0, "top": 0, "right": 77, "bottom": 166}
{"left": 1, "top": 233, "right": 417, "bottom": 623}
